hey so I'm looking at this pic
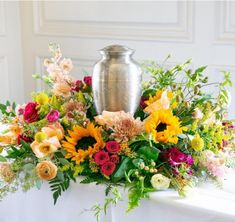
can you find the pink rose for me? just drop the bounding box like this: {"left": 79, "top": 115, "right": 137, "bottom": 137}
{"left": 110, "top": 155, "right": 119, "bottom": 164}
{"left": 106, "top": 141, "right": 120, "bottom": 154}
{"left": 94, "top": 150, "right": 109, "bottom": 165}
{"left": 23, "top": 102, "right": 39, "bottom": 123}
{"left": 83, "top": 76, "right": 92, "bottom": 86}
{"left": 101, "top": 161, "right": 116, "bottom": 176}
{"left": 46, "top": 110, "right": 60, "bottom": 122}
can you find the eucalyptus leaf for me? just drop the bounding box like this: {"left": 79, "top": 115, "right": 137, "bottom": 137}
{"left": 57, "top": 171, "right": 65, "bottom": 181}
{"left": 36, "top": 180, "right": 43, "bottom": 190}
{"left": 23, "top": 163, "right": 35, "bottom": 172}
{"left": 132, "top": 158, "right": 144, "bottom": 168}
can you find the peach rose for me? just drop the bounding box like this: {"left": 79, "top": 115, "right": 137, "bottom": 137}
{"left": 36, "top": 161, "right": 57, "bottom": 180}
{"left": 53, "top": 81, "right": 71, "bottom": 97}
{"left": 41, "top": 123, "right": 64, "bottom": 141}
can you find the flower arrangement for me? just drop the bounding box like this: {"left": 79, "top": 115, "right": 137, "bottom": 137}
{"left": 0, "top": 43, "right": 235, "bottom": 220}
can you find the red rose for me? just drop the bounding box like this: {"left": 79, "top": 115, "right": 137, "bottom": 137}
{"left": 17, "top": 134, "right": 32, "bottom": 145}
{"left": 23, "top": 102, "right": 39, "bottom": 123}
{"left": 73, "top": 80, "right": 83, "bottom": 92}
{"left": 94, "top": 150, "right": 109, "bottom": 165}
{"left": 106, "top": 141, "right": 120, "bottom": 154}
{"left": 101, "top": 161, "right": 116, "bottom": 176}
{"left": 83, "top": 76, "right": 92, "bottom": 86}
{"left": 140, "top": 96, "right": 149, "bottom": 109}
{"left": 110, "top": 155, "right": 119, "bottom": 164}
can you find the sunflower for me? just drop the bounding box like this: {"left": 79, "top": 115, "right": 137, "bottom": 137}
{"left": 144, "top": 109, "right": 186, "bottom": 144}
{"left": 62, "top": 123, "right": 105, "bottom": 165}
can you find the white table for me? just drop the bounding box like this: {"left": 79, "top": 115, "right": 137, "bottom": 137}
{"left": 0, "top": 175, "right": 235, "bottom": 222}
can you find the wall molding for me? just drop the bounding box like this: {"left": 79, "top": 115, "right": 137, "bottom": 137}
{"left": 215, "top": 1, "right": 235, "bottom": 43}
{"left": 0, "top": 2, "right": 6, "bottom": 36}
{"left": 33, "top": 1, "right": 194, "bottom": 42}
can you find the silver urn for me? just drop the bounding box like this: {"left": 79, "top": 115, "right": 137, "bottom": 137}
{"left": 92, "top": 45, "right": 142, "bottom": 115}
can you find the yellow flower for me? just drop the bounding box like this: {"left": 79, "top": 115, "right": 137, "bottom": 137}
{"left": 144, "top": 90, "right": 174, "bottom": 114}
{"left": 36, "top": 161, "right": 57, "bottom": 180}
{"left": 62, "top": 122, "right": 105, "bottom": 165}
{"left": 145, "top": 90, "right": 173, "bottom": 105}
{"left": 34, "top": 132, "right": 47, "bottom": 143}
{"left": 191, "top": 134, "right": 204, "bottom": 151}
{"left": 144, "top": 109, "right": 185, "bottom": 144}
{"left": 35, "top": 92, "right": 49, "bottom": 105}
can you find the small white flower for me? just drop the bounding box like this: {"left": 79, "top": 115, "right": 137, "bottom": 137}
{"left": 60, "top": 58, "right": 73, "bottom": 74}
{"left": 151, "top": 174, "right": 171, "bottom": 190}
{"left": 192, "top": 108, "right": 203, "bottom": 120}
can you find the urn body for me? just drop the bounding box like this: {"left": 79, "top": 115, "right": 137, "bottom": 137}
{"left": 92, "top": 45, "right": 142, "bottom": 115}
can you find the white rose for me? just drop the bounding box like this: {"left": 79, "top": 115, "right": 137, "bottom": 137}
{"left": 151, "top": 174, "right": 171, "bottom": 190}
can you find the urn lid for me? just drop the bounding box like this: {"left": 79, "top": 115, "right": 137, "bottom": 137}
{"left": 100, "top": 45, "right": 134, "bottom": 55}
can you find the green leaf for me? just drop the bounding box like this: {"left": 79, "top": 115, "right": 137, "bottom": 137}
{"left": 112, "top": 157, "right": 132, "bottom": 182}
{"left": 0, "top": 155, "right": 7, "bottom": 162}
{"left": 195, "top": 66, "right": 207, "bottom": 74}
{"left": 138, "top": 146, "right": 159, "bottom": 161}
{"left": 58, "top": 158, "right": 70, "bottom": 165}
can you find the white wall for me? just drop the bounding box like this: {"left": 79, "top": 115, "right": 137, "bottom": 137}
{"left": 0, "top": 1, "right": 24, "bottom": 103}
{"left": 1, "top": 1, "right": 235, "bottom": 117}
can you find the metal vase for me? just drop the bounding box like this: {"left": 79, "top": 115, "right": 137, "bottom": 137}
{"left": 92, "top": 45, "right": 142, "bottom": 115}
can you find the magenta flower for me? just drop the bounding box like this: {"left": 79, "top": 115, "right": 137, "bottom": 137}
{"left": 23, "top": 102, "right": 39, "bottom": 123}
{"left": 163, "top": 147, "right": 194, "bottom": 167}
{"left": 83, "top": 76, "right": 92, "bottom": 86}
{"left": 46, "top": 110, "right": 60, "bottom": 122}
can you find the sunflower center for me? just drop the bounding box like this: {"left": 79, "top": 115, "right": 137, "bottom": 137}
{"left": 156, "top": 123, "right": 167, "bottom": 132}
{"left": 76, "top": 136, "right": 96, "bottom": 150}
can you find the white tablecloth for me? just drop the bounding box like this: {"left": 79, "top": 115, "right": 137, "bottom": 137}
{"left": 0, "top": 175, "right": 235, "bottom": 222}
{"left": 1, "top": 125, "right": 235, "bottom": 222}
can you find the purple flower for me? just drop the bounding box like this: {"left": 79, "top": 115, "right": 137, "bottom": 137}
{"left": 46, "top": 110, "right": 60, "bottom": 122}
